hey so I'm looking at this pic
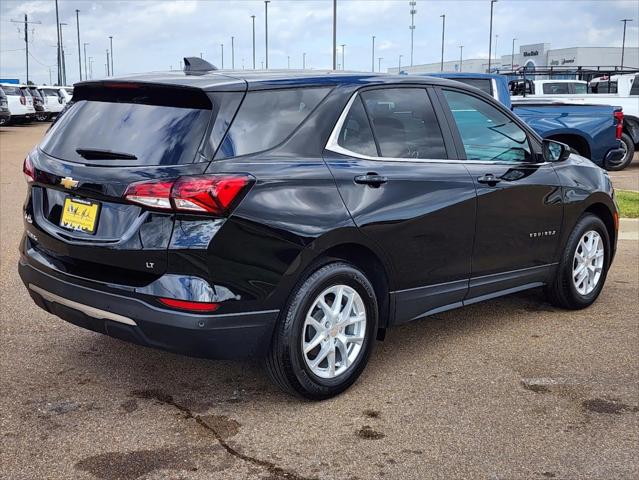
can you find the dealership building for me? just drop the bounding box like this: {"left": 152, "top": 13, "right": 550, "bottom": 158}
{"left": 389, "top": 43, "right": 639, "bottom": 75}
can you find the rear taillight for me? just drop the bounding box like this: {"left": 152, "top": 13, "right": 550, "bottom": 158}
{"left": 23, "top": 156, "right": 35, "bottom": 183}
{"left": 158, "top": 298, "right": 220, "bottom": 312}
{"left": 614, "top": 110, "right": 623, "bottom": 140}
{"left": 124, "top": 174, "right": 253, "bottom": 216}
{"left": 20, "top": 96, "right": 26, "bottom": 105}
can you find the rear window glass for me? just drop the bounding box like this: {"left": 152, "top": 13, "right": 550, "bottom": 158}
{"left": 40, "top": 100, "right": 212, "bottom": 166}
{"left": 20, "top": 88, "right": 32, "bottom": 97}
{"left": 542, "top": 83, "right": 570, "bottom": 94}
{"left": 574, "top": 83, "right": 587, "bottom": 94}
{"left": 630, "top": 76, "right": 639, "bottom": 96}
{"left": 453, "top": 78, "right": 493, "bottom": 96}
{"left": 1, "top": 85, "right": 20, "bottom": 95}
{"left": 217, "top": 87, "right": 330, "bottom": 158}
{"left": 41, "top": 88, "right": 60, "bottom": 96}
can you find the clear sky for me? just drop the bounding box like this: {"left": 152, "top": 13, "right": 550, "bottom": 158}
{"left": 1, "top": 0, "right": 637, "bottom": 84}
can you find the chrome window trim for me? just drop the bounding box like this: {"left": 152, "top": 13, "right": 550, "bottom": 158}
{"left": 324, "top": 91, "right": 550, "bottom": 167}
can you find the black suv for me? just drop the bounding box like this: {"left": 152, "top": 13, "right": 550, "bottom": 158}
{"left": 20, "top": 64, "right": 618, "bottom": 399}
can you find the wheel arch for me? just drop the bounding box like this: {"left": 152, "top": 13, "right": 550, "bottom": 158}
{"left": 546, "top": 132, "right": 592, "bottom": 159}
{"left": 583, "top": 201, "right": 617, "bottom": 261}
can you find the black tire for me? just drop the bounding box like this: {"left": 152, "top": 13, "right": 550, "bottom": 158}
{"left": 606, "top": 132, "right": 635, "bottom": 171}
{"left": 266, "top": 261, "right": 378, "bottom": 400}
{"left": 545, "top": 213, "right": 611, "bottom": 310}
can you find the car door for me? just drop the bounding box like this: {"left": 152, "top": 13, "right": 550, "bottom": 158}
{"left": 436, "top": 87, "right": 563, "bottom": 301}
{"left": 324, "top": 86, "right": 477, "bottom": 323}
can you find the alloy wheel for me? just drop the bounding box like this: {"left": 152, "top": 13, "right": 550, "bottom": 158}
{"left": 301, "top": 284, "right": 367, "bottom": 379}
{"left": 572, "top": 230, "right": 605, "bottom": 295}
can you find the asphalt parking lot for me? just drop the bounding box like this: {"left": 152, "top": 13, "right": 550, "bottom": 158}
{"left": 1, "top": 123, "right": 638, "bottom": 480}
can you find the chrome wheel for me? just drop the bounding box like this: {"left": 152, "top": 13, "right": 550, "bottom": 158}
{"left": 572, "top": 230, "right": 604, "bottom": 296}
{"left": 301, "top": 284, "right": 367, "bottom": 379}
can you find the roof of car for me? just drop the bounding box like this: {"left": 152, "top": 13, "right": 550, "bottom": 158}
{"left": 75, "top": 69, "right": 462, "bottom": 92}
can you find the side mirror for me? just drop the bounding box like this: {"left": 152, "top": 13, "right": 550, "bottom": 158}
{"left": 543, "top": 139, "right": 571, "bottom": 162}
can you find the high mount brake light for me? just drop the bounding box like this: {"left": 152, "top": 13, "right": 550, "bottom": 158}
{"left": 124, "top": 174, "right": 252, "bottom": 216}
{"left": 613, "top": 110, "right": 624, "bottom": 140}
{"left": 23, "top": 156, "right": 35, "bottom": 183}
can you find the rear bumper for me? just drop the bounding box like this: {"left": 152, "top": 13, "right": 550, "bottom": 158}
{"left": 18, "top": 258, "right": 279, "bottom": 359}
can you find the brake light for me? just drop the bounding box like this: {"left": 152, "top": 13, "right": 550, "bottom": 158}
{"left": 614, "top": 110, "right": 623, "bottom": 140}
{"left": 23, "top": 156, "right": 35, "bottom": 183}
{"left": 158, "top": 298, "right": 220, "bottom": 312}
{"left": 124, "top": 174, "right": 252, "bottom": 216}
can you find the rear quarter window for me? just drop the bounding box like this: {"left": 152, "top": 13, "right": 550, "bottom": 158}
{"left": 216, "top": 87, "right": 331, "bottom": 158}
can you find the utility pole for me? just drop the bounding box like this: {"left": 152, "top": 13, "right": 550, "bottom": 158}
{"left": 378, "top": 57, "right": 383, "bottom": 73}
{"left": 231, "top": 36, "right": 235, "bottom": 69}
{"left": 341, "top": 44, "right": 346, "bottom": 70}
{"left": 511, "top": 37, "right": 517, "bottom": 70}
{"left": 459, "top": 45, "right": 463, "bottom": 72}
{"left": 409, "top": 1, "right": 417, "bottom": 66}
{"left": 106, "top": 49, "right": 110, "bottom": 77}
{"left": 55, "top": 0, "right": 61, "bottom": 84}
{"left": 10, "top": 14, "right": 41, "bottom": 85}
{"left": 332, "top": 0, "right": 337, "bottom": 70}
{"left": 371, "top": 36, "right": 375, "bottom": 72}
{"left": 303, "top": 52, "right": 306, "bottom": 69}
{"left": 60, "top": 23, "right": 68, "bottom": 84}
{"left": 488, "top": 0, "right": 497, "bottom": 72}
{"left": 220, "top": 44, "right": 224, "bottom": 69}
{"left": 251, "top": 15, "right": 256, "bottom": 69}
{"left": 109, "top": 36, "right": 114, "bottom": 76}
{"left": 83, "top": 43, "right": 89, "bottom": 80}
{"left": 440, "top": 14, "right": 445, "bottom": 72}
{"left": 620, "top": 19, "right": 633, "bottom": 71}
{"left": 76, "top": 10, "right": 82, "bottom": 81}
{"left": 264, "top": 1, "right": 270, "bottom": 69}
{"left": 398, "top": 54, "right": 403, "bottom": 73}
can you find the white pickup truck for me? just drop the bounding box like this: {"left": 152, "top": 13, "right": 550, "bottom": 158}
{"left": 512, "top": 74, "right": 639, "bottom": 170}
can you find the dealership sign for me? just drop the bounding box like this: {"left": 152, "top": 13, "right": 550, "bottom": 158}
{"left": 523, "top": 50, "right": 539, "bottom": 57}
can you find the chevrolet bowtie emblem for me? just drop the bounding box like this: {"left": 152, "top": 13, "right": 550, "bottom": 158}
{"left": 60, "top": 177, "right": 79, "bottom": 189}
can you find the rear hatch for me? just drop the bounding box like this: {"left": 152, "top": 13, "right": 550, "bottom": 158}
{"left": 26, "top": 81, "right": 244, "bottom": 286}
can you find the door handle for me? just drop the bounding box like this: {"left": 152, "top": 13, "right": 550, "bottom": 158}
{"left": 354, "top": 173, "right": 388, "bottom": 187}
{"left": 477, "top": 173, "right": 501, "bottom": 186}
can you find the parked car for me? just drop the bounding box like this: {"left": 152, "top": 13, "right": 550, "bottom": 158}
{"left": 37, "top": 86, "right": 66, "bottom": 117}
{"left": 0, "top": 83, "right": 35, "bottom": 123}
{"left": 511, "top": 73, "right": 638, "bottom": 170}
{"left": 27, "top": 86, "right": 49, "bottom": 121}
{"left": 20, "top": 66, "right": 618, "bottom": 399}
{"left": 0, "top": 87, "right": 10, "bottom": 125}
{"left": 428, "top": 73, "right": 626, "bottom": 170}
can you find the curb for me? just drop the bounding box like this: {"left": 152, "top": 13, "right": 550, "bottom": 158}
{"left": 619, "top": 218, "right": 638, "bottom": 241}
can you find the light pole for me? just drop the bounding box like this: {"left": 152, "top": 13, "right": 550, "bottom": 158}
{"left": 83, "top": 42, "right": 89, "bottom": 80}
{"left": 303, "top": 52, "right": 306, "bottom": 69}
{"left": 332, "top": 0, "right": 337, "bottom": 70}
{"left": 440, "top": 14, "right": 446, "bottom": 72}
{"left": 409, "top": 1, "right": 416, "bottom": 66}
{"left": 371, "top": 36, "right": 375, "bottom": 72}
{"left": 75, "top": 10, "right": 82, "bottom": 81}
{"left": 287, "top": 55, "right": 290, "bottom": 69}
{"left": 220, "top": 43, "right": 224, "bottom": 69}
{"left": 88, "top": 56, "right": 93, "bottom": 79}
{"left": 620, "top": 19, "right": 633, "bottom": 71}
{"left": 106, "top": 49, "right": 110, "bottom": 77}
{"left": 511, "top": 37, "right": 517, "bottom": 70}
{"left": 251, "top": 15, "right": 256, "bottom": 69}
{"left": 398, "top": 54, "right": 403, "bottom": 73}
{"left": 488, "top": 0, "right": 497, "bottom": 72}
{"left": 109, "top": 35, "right": 113, "bottom": 76}
{"left": 341, "top": 44, "right": 346, "bottom": 70}
{"left": 378, "top": 57, "right": 383, "bottom": 73}
{"left": 264, "top": 1, "right": 270, "bottom": 69}
{"left": 59, "top": 23, "right": 68, "bottom": 84}
{"left": 459, "top": 45, "right": 463, "bottom": 72}
{"left": 231, "top": 36, "right": 235, "bottom": 69}
{"left": 494, "top": 34, "right": 499, "bottom": 64}
{"left": 55, "top": 0, "right": 61, "bottom": 85}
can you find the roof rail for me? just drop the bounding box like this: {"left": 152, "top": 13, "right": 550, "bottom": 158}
{"left": 183, "top": 57, "right": 217, "bottom": 75}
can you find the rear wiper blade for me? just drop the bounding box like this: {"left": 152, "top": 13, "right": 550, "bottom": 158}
{"left": 76, "top": 148, "right": 137, "bottom": 160}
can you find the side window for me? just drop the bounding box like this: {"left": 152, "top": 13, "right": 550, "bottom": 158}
{"left": 360, "top": 88, "right": 447, "bottom": 159}
{"left": 573, "top": 83, "right": 588, "bottom": 94}
{"left": 337, "top": 96, "right": 378, "bottom": 157}
{"left": 442, "top": 89, "right": 532, "bottom": 163}
{"left": 217, "top": 87, "right": 330, "bottom": 158}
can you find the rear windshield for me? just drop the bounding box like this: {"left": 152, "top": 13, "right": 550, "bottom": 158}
{"left": 1, "top": 85, "right": 20, "bottom": 95}
{"left": 20, "top": 88, "right": 32, "bottom": 97}
{"left": 40, "top": 98, "right": 212, "bottom": 166}
{"left": 41, "top": 88, "right": 61, "bottom": 96}
{"left": 542, "top": 83, "right": 570, "bottom": 94}
{"left": 630, "top": 75, "right": 639, "bottom": 96}
{"left": 217, "top": 87, "right": 331, "bottom": 158}
{"left": 452, "top": 78, "right": 493, "bottom": 96}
